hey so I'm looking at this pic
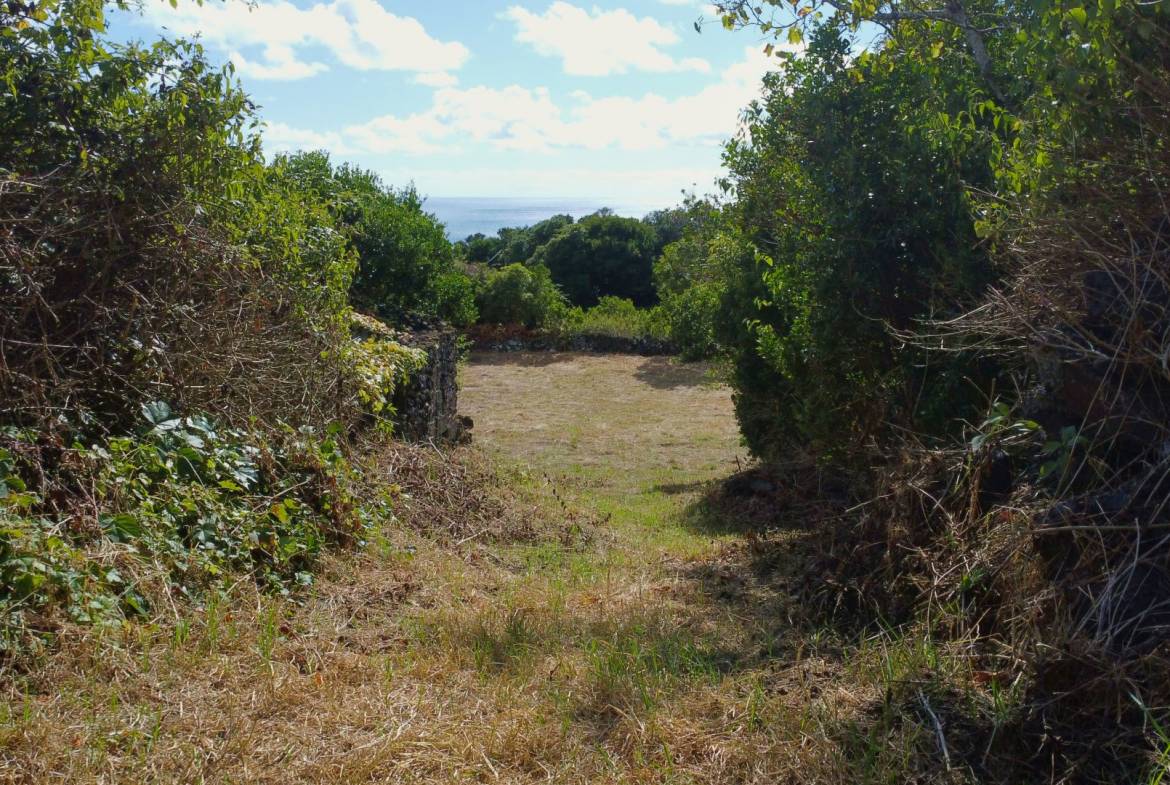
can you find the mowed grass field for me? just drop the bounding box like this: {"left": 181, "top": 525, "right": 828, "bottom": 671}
{"left": 461, "top": 353, "right": 745, "bottom": 550}
{"left": 2, "top": 352, "right": 958, "bottom": 784}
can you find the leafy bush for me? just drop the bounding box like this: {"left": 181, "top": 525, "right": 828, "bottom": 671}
{"left": 562, "top": 297, "right": 670, "bottom": 343}
{"left": 658, "top": 284, "right": 722, "bottom": 361}
{"left": 717, "top": 27, "right": 994, "bottom": 461}
{"left": 273, "top": 151, "right": 474, "bottom": 326}
{"left": 652, "top": 206, "right": 735, "bottom": 361}
{"left": 0, "top": 405, "right": 378, "bottom": 648}
{"left": 340, "top": 316, "right": 429, "bottom": 428}
{"left": 475, "top": 263, "right": 569, "bottom": 329}
{"left": 0, "top": 1, "right": 430, "bottom": 649}
{"left": 531, "top": 214, "right": 659, "bottom": 307}
{"left": 432, "top": 270, "right": 479, "bottom": 327}
{"left": 706, "top": 2, "right": 1170, "bottom": 779}
{"left": 0, "top": 4, "right": 363, "bottom": 433}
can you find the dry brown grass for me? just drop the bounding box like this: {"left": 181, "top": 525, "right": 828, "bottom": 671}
{"left": 460, "top": 352, "right": 741, "bottom": 489}
{"left": 1, "top": 353, "right": 980, "bottom": 784}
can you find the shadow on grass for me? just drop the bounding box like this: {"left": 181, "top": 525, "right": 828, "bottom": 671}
{"left": 666, "top": 475, "right": 1135, "bottom": 785}
{"left": 669, "top": 473, "right": 882, "bottom": 665}
{"left": 632, "top": 356, "right": 716, "bottom": 390}
{"left": 468, "top": 351, "right": 578, "bottom": 368}
{"left": 678, "top": 494, "right": 772, "bottom": 537}
{"left": 652, "top": 479, "right": 710, "bottom": 496}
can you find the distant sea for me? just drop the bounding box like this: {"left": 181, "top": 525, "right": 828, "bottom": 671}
{"left": 424, "top": 197, "right": 666, "bottom": 242}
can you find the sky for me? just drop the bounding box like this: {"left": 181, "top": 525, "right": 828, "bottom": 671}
{"left": 113, "top": 0, "right": 790, "bottom": 205}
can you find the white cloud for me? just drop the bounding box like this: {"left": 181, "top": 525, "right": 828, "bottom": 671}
{"left": 399, "top": 165, "right": 719, "bottom": 201}
{"left": 502, "top": 2, "right": 710, "bottom": 76}
{"left": 147, "top": 0, "right": 469, "bottom": 81}
{"left": 327, "top": 46, "right": 775, "bottom": 154}
{"left": 231, "top": 48, "right": 328, "bottom": 81}
{"left": 263, "top": 121, "right": 352, "bottom": 155}
{"left": 414, "top": 71, "right": 460, "bottom": 88}
{"left": 567, "top": 45, "right": 777, "bottom": 149}
{"left": 343, "top": 85, "right": 565, "bottom": 155}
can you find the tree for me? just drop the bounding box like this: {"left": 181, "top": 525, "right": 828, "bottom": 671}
{"left": 709, "top": 0, "right": 1014, "bottom": 103}
{"left": 458, "top": 233, "right": 504, "bottom": 264}
{"left": 530, "top": 214, "right": 658, "bottom": 307}
{"left": 272, "top": 152, "right": 473, "bottom": 325}
{"left": 475, "top": 264, "right": 568, "bottom": 328}
{"left": 714, "top": 26, "right": 994, "bottom": 458}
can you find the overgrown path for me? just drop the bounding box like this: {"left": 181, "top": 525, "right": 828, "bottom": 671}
{"left": 3, "top": 352, "right": 898, "bottom": 784}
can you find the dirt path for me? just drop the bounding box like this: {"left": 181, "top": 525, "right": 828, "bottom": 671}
{"left": 3, "top": 353, "right": 883, "bottom": 784}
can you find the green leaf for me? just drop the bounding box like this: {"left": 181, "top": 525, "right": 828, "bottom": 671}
{"left": 181, "top": 431, "right": 206, "bottom": 450}
{"left": 123, "top": 593, "right": 150, "bottom": 617}
{"left": 270, "top": 502, "right": 290, "bottom": 524}
{"left": 141, "top": 401, "right": 173, "bottom": 426}
{"left": 102, "top": 513, "right": 143, "bottom": 542}
{"left": 787, "top": 27, "right": 803, "bottom": 46}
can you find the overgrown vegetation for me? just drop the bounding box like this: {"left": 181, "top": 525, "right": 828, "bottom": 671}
{"left": 0, "top": 0, "right": 434, "bottom": 649}
{"left": 275, "top": 150, "right": 477, "bottom": 327}
{"left": 6, "top": 0, "right": 1170, "bottom": 780}
{"left": 640, "top": 0, "right": 1170, "bottom": 780}
{"left": 458, "top": 210, "right": 670, "bottom": 308}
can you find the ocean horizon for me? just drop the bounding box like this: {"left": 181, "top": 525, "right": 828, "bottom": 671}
{"left": 424, "top": 196, "right": 668, "bottom": 242}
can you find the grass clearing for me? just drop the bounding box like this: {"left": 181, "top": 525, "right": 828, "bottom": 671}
{"left": 2, "top": 352, "right": 978, "bottom": 783}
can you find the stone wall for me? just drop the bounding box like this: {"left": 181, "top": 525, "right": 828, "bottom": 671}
{"left": 393, "top": 329, "right": 471, "bottom": 443}
{"left": 468, "top": 324, "right": 675, "bottom": 356}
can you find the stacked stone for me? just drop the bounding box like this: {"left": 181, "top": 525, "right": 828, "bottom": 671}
{"left": 394, "top": 330, "right": 472, "bottom": 443}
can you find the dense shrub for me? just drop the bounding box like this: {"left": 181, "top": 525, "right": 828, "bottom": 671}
{"left": 531, "top": 213, "right": 659, "bottom": 307}
{"left": 274, "top": 151, "right": 475, "bottom": 326}
{"left": 431, "top": 270, "right": 479, "bottom": 327}
{"left": 475, "top": 263, "right": 569, "bottom": 329}
{"left": 456, "top": 214, "right": 576, "bottom": 267}
{"left": 705, "top": 0, "right": 1170, "bottom": 778}
{"left": 561, "top": 296, "right": 670, "bottom": 343}
{"left": 0, "top": 0, "right": 430, "bottom": 645}
{"left": 0, "top": 407, "right": 378, "bottom": 646}
{"left": 458, "top": 208, "right": 712, "bottom": 318}
{"left": 652, "top": 203, "right": 734, "bottom": 361}
{"left": 716, "top": 27, "right": 994, "bottom": 461}
{"left": 0, "top": 3, "right": 385, "bottom": 434}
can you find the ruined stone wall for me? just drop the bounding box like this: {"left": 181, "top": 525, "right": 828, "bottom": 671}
{"left": 394, "top": 330, "right": 471, "bottom": 443}
{"left": 468, "top": 324, "right": 675, "bottom": 356}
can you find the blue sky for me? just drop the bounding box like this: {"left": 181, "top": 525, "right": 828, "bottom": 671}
{"left": 114, "top": 0, "right": 791, "bottom": 205}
